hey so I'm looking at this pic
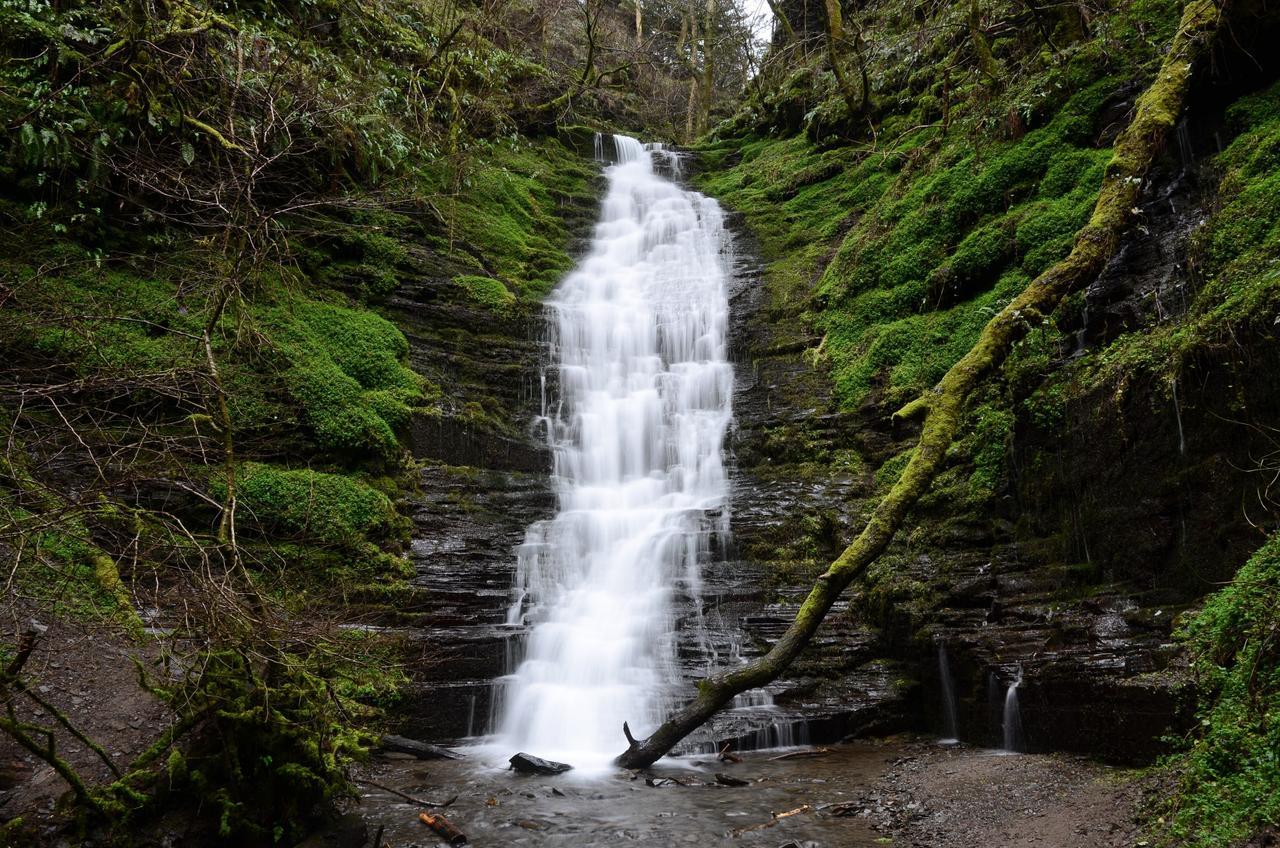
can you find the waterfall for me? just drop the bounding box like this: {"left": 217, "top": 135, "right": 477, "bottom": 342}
{"left": 1002, "top": 668, "right": 1026, "bottom": 753}
{"left": 495, "top": 134, "right": 733, "bottom": 771}
{"left": 938, "top": 642, "right": 960, "bottom": 743}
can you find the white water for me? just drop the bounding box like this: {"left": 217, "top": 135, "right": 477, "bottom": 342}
{"left": 1002, "top": 668, "right": 1025, "bottom": 753}
{"left": 495, "top": 135, "right": 733, "bottom": 772}
{"left": 938, "top": 643, "right": 960, "bottom": 744}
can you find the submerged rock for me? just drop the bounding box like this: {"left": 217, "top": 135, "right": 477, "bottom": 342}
{"left": 508, "top": 753, "right": 573, "bottom": 775}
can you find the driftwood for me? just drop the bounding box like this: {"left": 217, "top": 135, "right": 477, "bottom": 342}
{"left": 379, "top": 735, "right": 461, "bottom": 760}
{"left": 714, "top": 772, "right": 749, "bottom": 787}
{"left": 613, "top": 0, "right": 1226, "bottom": 770}
{"left": 717, "top": 742, "right": 742, "bottom": 764}
{"left": 730, "top": 804, "right": 814, "bottom": 836}
{"left": 419, "top": 811, "right": 468, "bottom": 845}
{"left": 769, "top": 747, "right": 833, "bottom": 761}
{"left": 355, "top": 777, "right": 457, "bottom": 808}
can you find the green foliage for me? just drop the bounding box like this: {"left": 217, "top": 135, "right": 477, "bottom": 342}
{"left": 1162, "top": 533, "right": 1280, "bottom": 845}
{"left": 147, "top": 649, "right": 370, "bottom": 845}
{"left": 0, "top": 0, "right": 549, "bottom": 220}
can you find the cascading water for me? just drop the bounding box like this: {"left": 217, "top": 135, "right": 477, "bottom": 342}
{"left": 938, "top": 642, "right": 960, "bottom": 744}
{"left": 494, "top": 135, "right": 733, "bottom": 772}
{"left": 1002, "top": 667, "right": 1026, "bottom": 753}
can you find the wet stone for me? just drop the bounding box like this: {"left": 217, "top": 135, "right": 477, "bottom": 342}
{"left": 508, "top": 753, "right": 573, "bottom": 775}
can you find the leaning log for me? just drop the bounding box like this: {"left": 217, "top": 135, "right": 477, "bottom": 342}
{"left": 379, "top": 735, "right": 461, "bottom": 760}
{"left": 614, "top": 0, "right": 1226, "bottom": 770}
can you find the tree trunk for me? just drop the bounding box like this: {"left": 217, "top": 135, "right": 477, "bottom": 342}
{"left": 685, "top": 4, "right": 699, "bottom": 140}
{"left": 614, "top": 0, "right": 1225, "bottom": 770}
{"left": 702, "top": 0, "right": 717, "bottom": 133}
{"left": 764, "top": 0, "right": 796, "bottom": 41}
{"left": 823, "top": 0, "right": 864, "bottom": 119}
{"left": 969, "top": 0, "right": 1001, "bottom": 81}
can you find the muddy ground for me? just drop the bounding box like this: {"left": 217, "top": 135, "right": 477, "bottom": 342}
{"left": 856, "top": 739, "right": 1151, "bottom": 848}
{"left": 0, "top": 617, "right": 170, "bottom": 843}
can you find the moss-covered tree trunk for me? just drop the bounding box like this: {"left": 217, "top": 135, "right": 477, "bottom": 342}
{"left": 764, "top": 0, "right": 796, "bottom": 41}
{"left": 615, "top": 0, "right": 1225, "bottom": 769}
{"left": 823, "top": 0, "right": 865, "bottom": 120}
{"left": 702, "top": 0, "right": 717, "bottom": 134}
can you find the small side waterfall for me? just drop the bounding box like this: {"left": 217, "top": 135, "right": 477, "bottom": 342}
{"left": 494, "top": 134, "right": 733, "bottom": 771}
{"left": 938, "top": 642, "right": 960, "bottom": 743}
{"left": 1002, "top": 668, "right": 1026, "bottom": 753}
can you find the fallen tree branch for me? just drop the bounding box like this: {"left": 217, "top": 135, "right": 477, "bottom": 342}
{"left": 769, "top": 746, "right": 833, "bottom": 760}
{"left": 355, "top": 777, "right": 457, "bottom": 808}
{"left": 379, "top": 734, "right": 462, "bottom": 760}
{"left": 614, "top": 0, "right": 1226, "bottom": 770}
{"left": 730, "top": 804, "right": 813, "bottom": 836}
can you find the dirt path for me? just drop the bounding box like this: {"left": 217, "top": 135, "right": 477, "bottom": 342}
{"left": 862, "top": 738, "right": 1149, "bottom": 848}
{"left": 0, "top": 618, "right": 169, "bottom": 840}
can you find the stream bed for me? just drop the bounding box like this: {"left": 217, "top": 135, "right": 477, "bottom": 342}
{"left": 353, "top": 737, "right": 1145, "bottom": 848}
{"left": 356, "top": 742, "right": 887, "bottom": 846}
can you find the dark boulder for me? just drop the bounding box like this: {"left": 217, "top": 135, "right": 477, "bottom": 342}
{"left": 508, "top": 753, "right": 573, "bottom": 775}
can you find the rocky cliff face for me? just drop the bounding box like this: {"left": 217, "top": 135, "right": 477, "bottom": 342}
{"left": 392, "top": 76, "right": 1278, "bottom": 765}
{"left": 391, "top": 148, "right": 916, "bottom": 749}
{"left": 693, "top": 47, "right": 1280, "bottom": 763}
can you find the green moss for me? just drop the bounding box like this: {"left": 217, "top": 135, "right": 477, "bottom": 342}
{"left": 701, "top": 74, "right": 1124, "bottom": 413}
{"left": 874, "top": 448, "right": 916, "bottom": 493}
{"left": 1161, "top": 533, "right": 1280, "bottom": 845}
{"left": 454, "top": 274, "right": 516, "bottom": 311}
{"left": 857, "top": 552, "right": 939, "bottom": 634}
{"left": 1074, "top": 79, "right": 1280, "bottom": 392}
{"left": 256, "top": 295, "right": 422, "bottom": 461}
{"left": 327, "top": 629, "right": 410, "bottom": 708}
{"left": 431, "top": 138, "right": 596, "bottom": 300}
{"left": 230, "top": 462, "right": 404, "bottom": 553}
{"left": 18, "top": 521, "right": 138, "bottom": 625}
{"left": 961, "top": 403, "right": 1014, "bottom": 500}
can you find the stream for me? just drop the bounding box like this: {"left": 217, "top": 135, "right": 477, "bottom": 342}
{"left": 358, "top": 745, "right": 885, "bottom": 846}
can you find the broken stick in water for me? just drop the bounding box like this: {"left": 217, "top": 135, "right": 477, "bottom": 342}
{"left": 730, "top": 804, "right": 814, "bottom": 836}
{"left": 768, "top": 746, "right": 833, "bottom": 761}
{"left": 356, "top": 777, "right": 457, "bottom": 808}
{"left": 419, "top": 811, "right": 468, "bottom": 845}
{"left": 717, "top": 742, "right": 742, "bottom": 763}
